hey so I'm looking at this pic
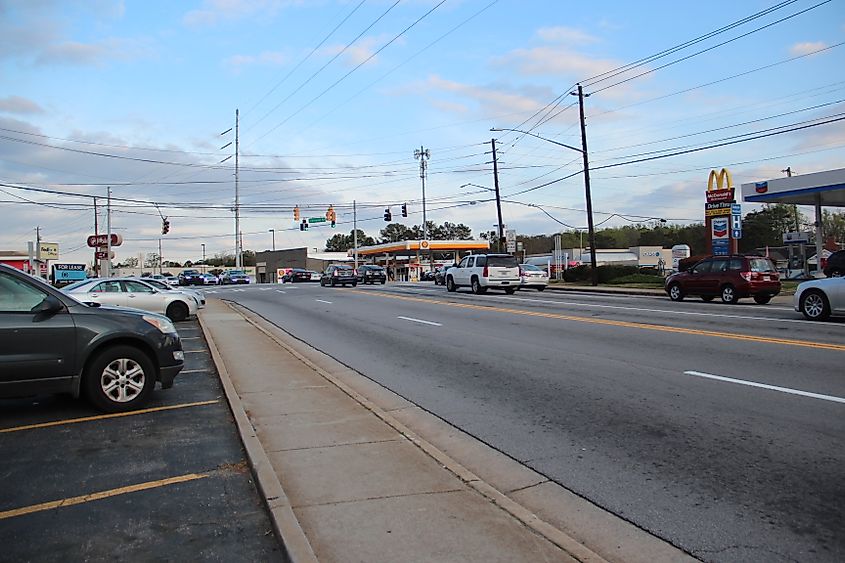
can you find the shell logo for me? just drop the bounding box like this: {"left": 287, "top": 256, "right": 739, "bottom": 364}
{"left": 420, "top": 240, "right": 430, "bottom": 250}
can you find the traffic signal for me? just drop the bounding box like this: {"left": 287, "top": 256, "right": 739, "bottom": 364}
{"left": 161, "top": 218, "right": 170, "bottom": 235}
{"left": 327, "top": 205, "right": 336, "bottom": 228}
{"left": 383, "top": 208, "right": 392, "bottom": 222}
{"left": 300, "top": 219, "right": 308, "bottom": 231}
{"left": 401, "top": 203, "right": 408, "bottom": 217}
{"left": 294, "top": 206, "right": 300, "bottom": 221}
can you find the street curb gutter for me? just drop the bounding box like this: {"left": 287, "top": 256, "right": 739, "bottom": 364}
{"left": 198, "top": 313, "right": 318, "bottom": 563}
{"left": 226, "top": 301, "right": 609, "bottom": 563}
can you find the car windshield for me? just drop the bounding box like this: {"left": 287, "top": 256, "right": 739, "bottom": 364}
{"left": 183, "top": 270, "right": 199, "bottom": 274}
{"left": 228, "top": 270, "right": 246, "bottom": 275}
{"left": 487, "top": 256, "right": 519, "bottom": 268}
{"left": 363, "top": 266, "right": 383, "bottom": 271}
{"left": 749, "top": 258, "right": 776, "bottom": 273}
{"left": 146, "top": 279, "right": 171, "bottom": 290}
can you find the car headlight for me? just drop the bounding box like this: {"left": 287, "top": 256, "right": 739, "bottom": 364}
{"left": 143, "top": 314, "right": 177, "bottom": 334}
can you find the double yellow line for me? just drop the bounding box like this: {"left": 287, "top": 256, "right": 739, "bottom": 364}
{"left": 359, "top": 290, "right": 845, "bottom": 352}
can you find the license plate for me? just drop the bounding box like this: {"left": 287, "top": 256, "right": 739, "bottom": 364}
{"left": 763, "top": 276, "right": 770, "bottom": 281}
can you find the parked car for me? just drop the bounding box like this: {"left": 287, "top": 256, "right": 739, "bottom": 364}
{"left": 320, "top": 264, "right": 358, "bottom": 287}
{"left": 519, "top": 264, "right": 549, "bottom": 291}
{"left": 0, "top": 264, "right": 183, "bottom": 412}
{"left": 419, "top": 270, "right": 436, "bottom": 282}
{"left": 358, "top": 265, "right": 387, "bottom": 284}
{"left": 164, "top": 276, "right": 179, "bottom": 287}
{"left": 664, "top": 254, "right": 780, "bottom": 304}
{"left": 63, "top": 278, "right": 199, "bottom": 321}
{"left": 823, "top": 250, "right": 845, "bottom": 277}
{"left": 794, "top": 277, "right": 845, "bottom": 321}
{"left": 283, "top": 268, "right": 320, "bottom": 283}
{"left": 200, "top": 273, "right": 219, "bottom": 285}
{"left": 445, "top": 254, "right": 520, "bottom": 294}
{"left": 178, "top": 269, "right": 204, "bottom": 286}
{"left": 220, "top": 269, "right": 251, "bottom": 285}
{"left": 144, "top": 278, "right": 205, "bottom": 308}
{"left": 434, "top": 265, "right": 455, "bottom": 286}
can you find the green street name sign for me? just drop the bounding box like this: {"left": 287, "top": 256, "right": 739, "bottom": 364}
{"left": 308, "top": 217, "right": 327, "bottom": 224}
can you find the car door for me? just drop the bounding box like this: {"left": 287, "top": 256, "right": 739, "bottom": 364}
{"left": 827, "top": 278, "right": 845, "bottom": 315}
{"left": 685, "top": 260, "right": 712, "bottom": 294}
{"left": 85, "top": 280, "right": 128, "bottom": 308}
{"left": 455, "top": 256, "right": 473, "bottom": 286}
{"left": 0, "top": 270, "right": 77, "bottom": 383}
{"left": 122, "top": 280, "right": 166, "bottom": 314}
{"left": 704, "top": 258, "right": 730, "bottom": 294}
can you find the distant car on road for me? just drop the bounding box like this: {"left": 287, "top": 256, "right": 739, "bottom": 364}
{"left": 220, "top": 270, "right": 251, "bottom": 285}
{"left": 357, "top": 265, "right": 386, "bottom": 284}
{"left": 63, "top": 278, "right": 198, "bottom": 322}
{"left": 320, "top": 264, "right": 358, "bottom": 287}
{"left": 178, "top": 269, "right": 204, "bottom": 286}
{"left": 519, "top": 264, "right": 549, "bottom": 291}
{"left": 664, "top": 254, "right": 780, "bottom": 304}
{"left": 794, "top": 277, "right": 845, "bottom": 321}
{"left": 823, "top": 250, "right": 845, "bottom": 277}
{"left": 200, "top": 273, "right": 219, "bottom": 285}
{"left": 0, "top": 263, "right": 183, "bottom": 412}
{"left": 445, "top": 254, "right": 520, "bottom": 294}
{"left": 283, "top": 268, "right": 320, "bottom": 283}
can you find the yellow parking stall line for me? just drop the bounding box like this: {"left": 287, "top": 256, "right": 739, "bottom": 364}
{"left": 0, "top": 400, "right": 219, "bottom": 434}
{"left": 0, "top": 473, "right": 209, "bottom": 521}
{"left": 356, "top": 290, "right": 845, "bottom": 352}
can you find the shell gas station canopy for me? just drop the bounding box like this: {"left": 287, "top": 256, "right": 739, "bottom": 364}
{"left": 350, "top": 239, "right": 490, "bottom": 258}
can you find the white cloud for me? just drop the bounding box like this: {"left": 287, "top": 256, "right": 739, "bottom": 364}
{"left": 223, "top": 51, "right": 287, "bottom": 72}
{"left": 789, "top": 41, "right": 829, "bottom": 57}
{"left": 320, "top": 36, "right": 396, "bottom": 67}
{"left": 183, "top": 0, "right": 296, "bottom": 27}
{"left": 33, "top": 37, "right": 153, "bottom": 66}
{"left": 0, "top": 96, "right": 45, "bottom": 114}
{"left": 536, "top": 26, "right": 599, "bottom": 45}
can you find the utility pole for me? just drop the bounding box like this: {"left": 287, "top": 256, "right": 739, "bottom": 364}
{"left": 35, "top": 226, "right": 41, "bottom": 261}
{"left": 201, "top": 243, "right": 206, "bottom": 273}
{"left": 93, "top": 197, "right": 99, "bottom": 276}
{"left": 235, "top": 109, "right": 241, "bottom": 268}
{"left": 414, "top": 147, "right": 430, "bottom": 240}
{"left": 105, "top": 186, "right": 112, "bottom": 278}
{"left": 574, "top": 84, "right": 599, "bottom": 286}
{"left": 783, "top": 167, "right": 801, "bottom": 232}
{"left": 269, "top": 229, "right": 276, "bottom": 251}
{"left": 353, "top": 200, "right": 358, "bottom": 270}
{"left": 490, "top": 139, "right": 505, "bottom": 253}
{"left": 158, "top": 238, "right": 163, "bottom": 275}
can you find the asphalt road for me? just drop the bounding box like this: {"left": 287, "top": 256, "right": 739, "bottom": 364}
{"left": 0, "top": 319, "right": 282, "bottom": 562}
{"left": 209, "top": 281, "right": 844, "bottom": 563}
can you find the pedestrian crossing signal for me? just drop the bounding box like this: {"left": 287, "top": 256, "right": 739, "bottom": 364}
{"left": 383, "top": 208, "right": 392, "bottom": 222}
{"left": 300, "top": 219, "right": 308, "bottom": 231}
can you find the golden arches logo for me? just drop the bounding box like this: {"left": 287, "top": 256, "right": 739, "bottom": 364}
{"left": 707, "top": 168, "right": 733, "bottom": 191}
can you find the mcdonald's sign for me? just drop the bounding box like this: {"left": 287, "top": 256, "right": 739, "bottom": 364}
{"left": 706, "top": 168, "right": 735, "bottom": 203}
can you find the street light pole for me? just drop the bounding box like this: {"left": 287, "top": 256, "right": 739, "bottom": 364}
{"left": 201, "top": 243, "right": 206, "bottom": 273}
{"left": 269, "top": 229, "right": 276, "bottom": 251}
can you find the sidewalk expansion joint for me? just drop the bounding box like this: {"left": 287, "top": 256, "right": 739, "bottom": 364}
{"left": 265, "top": 438, "right": 399, "bottom": 453}
{"left": 290, "top": 487, "right": 466, "bottom": 510}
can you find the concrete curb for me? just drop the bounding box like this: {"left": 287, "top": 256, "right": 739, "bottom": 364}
{"left": 198, "top": 311, "right": 318, "bottom": 563}
{"left": 226, "top": 300, "right": 610, "bottom": 563}
{"left": 544, "top": 284, "right": 666, "bottom": 297}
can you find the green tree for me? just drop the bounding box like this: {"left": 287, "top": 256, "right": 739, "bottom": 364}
{"left": 379, "top": 223, "right": 415, "bottom": 242}
{"left": 822, "top": 209, "right": 845, "bottom": 245}
{"left": 325, "top": 230, "right": 376, "bottom": 251}
{"left": 740, "top": 203, "right": 800, "bottom": 252}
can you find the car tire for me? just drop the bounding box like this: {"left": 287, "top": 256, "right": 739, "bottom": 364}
{"left": 701, "top": 295, "right": 715, "bottom": 302}
{"left": 537, "top": 286, "right": 545, "bottom": 292}
{"left": 471, "top": 278, "right": 486, "bottom": 295}
{"left": 166, "top": 301, "right": 189, "bottom": 322}
{"left": 800, "top": 289, "right": 830, "bottom": 321}
{"left": 352, "top": 282, "right": 357, "bottom": 287}
{"left": 331, "top": 279, "right": 337, "bottom": 287}
{"left": 668, "top": 283, "right": 684, "bottom": 301}
{"left": 720, "top": 284, "right": 739, "bottom": 304}
{"left": 446, "top": 277, "right": 456, "bottom": 292}
{"left": 83, "top": 345, "right": 156, "bottom": 413}
{"left": 381, "top": 279, "right": 386, "bottom": 284}
{"left": 753, "top": 294, "right": 772, "bottom": 305}
{"left": 504, "top": 287, "right": 516, "bottom": 295}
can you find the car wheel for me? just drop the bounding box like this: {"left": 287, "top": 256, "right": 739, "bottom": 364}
{"left": 753, "top": 294, "right": 772, "bottom": 305}
{"left": 446, "top": 277, "right": 456, "bottom": 292}
{"left": 331, "top": 279, "right": 337, "bottom": 287}
{"left": 83, "top": 345, "right": 156, "bottom": 413}
{"left": 381, "top": 279, "right": 386, "bottom": 284}
{"left": 166, "top": 301, "right": 189, "bottom": 322}
{"left": 720, "top": 284, "right": 739, "bottom": 304}
{"left": 668, "top": 283, "right": 684, "bottom": 301}
{"left": 471, "top": 278, "right": 486, "bottom": 295}
{"left": 800, "top": 289, "right": 830, "bottom": 321}
{"left": 352, "top": 282, "right": 357, "bottom": 287}
{"left": 701, "top": 295, "right": 715, "bottom": 302}
{"left": 537, "top": 286, "right": 545, "bottom": 292}
{"left": 504, "top": 287, "right": 516, "bottom": 295}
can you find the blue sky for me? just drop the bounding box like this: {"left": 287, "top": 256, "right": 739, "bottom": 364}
{"left": 1, "top": 0, "right": 843, "bottom": 264}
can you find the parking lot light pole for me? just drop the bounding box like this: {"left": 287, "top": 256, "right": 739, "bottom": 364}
{"left": 268, "top": 229, "right": 276, "bottom": 251}
{"left": 201, "top": 243, "right": 206, "bottom": 273}
{"left": 491, "top": 112, "right": 599, "bottom": 286}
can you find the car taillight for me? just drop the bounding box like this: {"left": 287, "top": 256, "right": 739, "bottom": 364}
{"left": 740, "top": 271, "right": 752, "bottom": 282}
{"left": 483, "top": 266, "right": 489, "bottom": 277}
{"left": 353, "top": 269, "right": 358, "bottom": 276}
{"left": 333, "top": 270, "right": 338, "bottom": 277}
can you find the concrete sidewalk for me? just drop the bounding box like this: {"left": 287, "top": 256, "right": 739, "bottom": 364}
{"left": 199, "top": 299, "right": 694, "bottom": 563}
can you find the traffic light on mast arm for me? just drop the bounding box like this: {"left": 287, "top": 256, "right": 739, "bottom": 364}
{"left": 383, "top": 208, "right": 392, "bottom": 222}
{"left": 294, "top": 206, "right": 300, "bottom": 222}
{"left": 327, "top": 205, "right": 336, "bottom": 228}
{"left": 401, "top": 203, "right": 408, "bottom": 217}
{"left": 161, "top": 217, "right": 170, "bottom": 235}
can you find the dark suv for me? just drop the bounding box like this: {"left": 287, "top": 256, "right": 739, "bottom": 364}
{"left": 823, "top": 250, "right": 845, "bottom": 277}
{"left": 0, "top": 264, "right": 184, "bottom": 412}
{"left": 357, "top": 265, "right": 386, "bottom": 284}
{"left": 665, "top": 254, "right": 780, "bottom": 304}
{"left": 178, "top": 269, "right": 203, "bottom": 286}
{"left": 320, "top": 264, "right": 357, "bottom": 287}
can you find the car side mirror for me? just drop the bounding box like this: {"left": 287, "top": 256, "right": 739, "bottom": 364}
{"left": 32, "top": 295, "right": 64, "bottom": 315}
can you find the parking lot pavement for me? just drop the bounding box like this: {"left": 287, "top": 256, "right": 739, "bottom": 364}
{"left": 0, "top": 320, "right": 283, "bottom": 562}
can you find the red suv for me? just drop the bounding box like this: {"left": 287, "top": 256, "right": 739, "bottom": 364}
{"left": 665, "top": 255, "right": 780, "bottom": 304}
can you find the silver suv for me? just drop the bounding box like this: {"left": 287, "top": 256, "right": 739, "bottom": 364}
{"left": 445, "top": 254, "right": 520, "bottom": 294}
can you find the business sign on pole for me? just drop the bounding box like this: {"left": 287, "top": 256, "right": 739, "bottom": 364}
{"left": 53, "top": 263, "right": 87, "bottom": 282}
{"left": 39, "top": 242, "right": 59, "bottom": 260}
{"left": 505, "top": 229, "right": 516, "bottom": 243}
{"left": 95, "top": 250, "right": 116, "bottom": 260}
{"left": 87, "top": 233, "right": 123, "bottom": 248}
{"left": 506, "top": 241, "right": 516, "bottom": 253}
{"left": 712, "top": 217, "right": 729, "bottom": 240}
{"left": 705, "top": 168, "right": 737, "bottom": 255}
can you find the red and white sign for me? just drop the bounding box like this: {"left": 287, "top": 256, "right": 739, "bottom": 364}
{"left": 95, "top": 250, "right": 116, "bottom": 260}
{"left": 712, "top": 217, "right": 729, "bottom": 240}
{"left": 705, "top": 189, "right": 735, "bottom": 204}
{"left": 87, "top": 233, "right": 123, "bottom": 248}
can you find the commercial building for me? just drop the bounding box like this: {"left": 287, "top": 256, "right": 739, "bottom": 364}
{"left": 254, "top": 248, "right": 352, "bottom": 283}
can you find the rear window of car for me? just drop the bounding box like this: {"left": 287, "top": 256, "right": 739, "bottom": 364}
{"left": 749, "top": 258, "right": 776, "bottom": 272}
{"left": 362, "top": 266, "right": 383, "bottom": 271}
{"left": 487, "top": 256, "right": 518, "bottom": 268}
{"left": 521, "top": 264, "right": 543, "bottom": 271}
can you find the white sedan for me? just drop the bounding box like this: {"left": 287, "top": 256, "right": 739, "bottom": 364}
{"left": 519, "top": 264, "right": 549, "bottom": 291}
{"left": 63, "top": 278, "right": 198, "bottom": 322}
{"left": 793, "top": 277, "right": 845, "bottom": 321}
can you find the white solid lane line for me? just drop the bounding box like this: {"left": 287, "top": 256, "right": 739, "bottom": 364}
{"left": 315, "top": 299, "right": 332, "bottom": 304}
{"left": 397, "top": 316, "right": 442, "bottom": 326}
{"left": 683, "top": 371, "right": 845, "bottom": 404}
{"left": 276, "top": 290, "right": 286, "bottom": 294}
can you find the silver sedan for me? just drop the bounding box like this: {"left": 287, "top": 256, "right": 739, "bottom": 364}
{"left": 793, "top": 277, "right": 845, "bottom": 321}
{"left": 63, "top": 278, "right": 199, "bottom": 322}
